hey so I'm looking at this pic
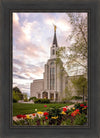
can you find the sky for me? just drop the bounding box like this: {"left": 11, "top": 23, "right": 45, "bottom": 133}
{"left": 13, "top": 12, "right": 87, "bottom": 97}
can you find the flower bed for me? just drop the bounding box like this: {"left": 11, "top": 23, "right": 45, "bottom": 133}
{"left": 13, "top": 102, "right": 88, "bottom": 126}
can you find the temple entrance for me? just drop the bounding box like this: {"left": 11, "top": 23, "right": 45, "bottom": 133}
{"left": 50, "top": 93, "right": 54, "bottom": 100}
{"left": 42, "top": 92, "right": 48, "bottom": 99}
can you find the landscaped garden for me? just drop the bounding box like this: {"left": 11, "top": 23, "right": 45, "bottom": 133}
{"left": 13, "top": 102, "right": 88, "bottom": 126}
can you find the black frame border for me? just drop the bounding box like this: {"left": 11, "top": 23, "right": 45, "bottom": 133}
{"left": 0, "top": 0, "right": 100, "bottom": 138}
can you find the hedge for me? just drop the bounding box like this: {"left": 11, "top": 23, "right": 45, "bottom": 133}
{"left": 34, "top": 98, "right": 50, "bottom": 103}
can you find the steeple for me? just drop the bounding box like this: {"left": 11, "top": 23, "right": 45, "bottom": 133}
{"left": 52, "top": 25, "right": 58, "bottom": 47}
{"left": 50, "top": 25, "right": 58, "bottom": 59}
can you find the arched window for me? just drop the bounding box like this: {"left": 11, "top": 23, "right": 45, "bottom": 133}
{"left": 50, "top": 62, "right": 54, "bottom": 65}
{"left": 42, "top": 92, "right": 48, "bottom": 99}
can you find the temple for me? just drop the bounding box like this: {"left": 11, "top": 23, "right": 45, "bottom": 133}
{"left": 30, "top": 25, "right": 75, "bottom": 101}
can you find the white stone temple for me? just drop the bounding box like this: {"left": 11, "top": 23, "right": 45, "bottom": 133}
{"left": 30, "top": 25, "right": 77, "bottom": 101}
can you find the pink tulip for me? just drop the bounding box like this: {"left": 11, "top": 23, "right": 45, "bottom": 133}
{"left": 44, "top": 105, "right": 47, "bottom": 107}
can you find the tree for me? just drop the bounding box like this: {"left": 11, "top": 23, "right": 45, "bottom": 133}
{"left": 23, "top": 93, "right": 28, "bottom": 102}
{"left": 71, "top": 75, "right": 87, "bottom": 97}
{"left": 13, "top": 87, "right": 23, "bottom": 100}
{"left": 13, "top": 91, "right": 20, "bottom": 103}
{"left": 62, "top": 84, "right": 72, "bottom": 102}
{"left": 56, "top": 13, "right": 87, "bottom": 75}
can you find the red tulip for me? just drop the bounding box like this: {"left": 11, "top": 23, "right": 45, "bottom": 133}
{"left": 76, "top": 109, "right": 79, "bottom": 112}
{"left": 32, "top": 113, "right": 35, "bottom": 116}
{"left": 44, "top": 112, "right": 49, "bottom": 116}
{"left": 63, "top": 108, "right": 67, "bottom": 112}
{"left": 80, "top": 104, "right": 84, "bottom": 107}
{"left": 84, "top": 105, "right": 87, "bottom": 108}
{"left": 45, "top": 116, "right": 48, "bottom": 120}
{"left": 22, "top": 115, "right": 26, "bottom": 119}
{"left": 17, "top": 114, "right": 23, "bottom": 119}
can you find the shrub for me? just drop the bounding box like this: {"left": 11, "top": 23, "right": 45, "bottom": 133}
{"left": 47, "top": 106, "right": 62, "bottom": 125}
{"left": 73, "top": 113, "right": 87, "bottom": 125}
{"left": 66, "top": 119, "right": 72, "bottom": 125}
{"left": 13, "top": 91, "right": 20, "bottom": 103}
{"left": 71, "top": 96, "right": 82, "bottom": 100}
{"left": 29, "top": 97, "right": 37, "bottom": 101}
{"left": 34, "top": 98, "right": 50, "bottom": 104}
{"left": 13, "top": 98, "right": 18, "bottom": 103}
{"left": 23, "top": 93, "right": 28, "bottom": 102}
{"left": 13, "top": 87, "right": 23, "bottom": 100}
{"left": 47, "top": 106, "right": 61, "bottom": 118}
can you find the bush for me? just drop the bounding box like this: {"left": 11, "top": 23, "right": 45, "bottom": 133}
{"left": 13, "top": 91, "right": 20, "bottom": 103}
{"left": 13, "top": 98, "right": 18, "bottom": 103}
{"left": 29, "top": 97, "right": 37, "bottom": 101}
{"left": 13, "top": 87, "right": 23, "bottom": 100}
{"left": 73, "top": 113, "right": 87, "bottom": 125}
{"left": 24, "top": 99, "right": 28, "bottom": 102}
{"left": 71, "top": 96, "right": 82, "bottom": 100}
{"left": 34, "top": 99, "right": 50, "bottom": 104}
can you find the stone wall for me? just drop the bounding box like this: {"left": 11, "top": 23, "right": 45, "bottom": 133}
{"left": 30, "top": 79, "right": 44, "bottom": 98}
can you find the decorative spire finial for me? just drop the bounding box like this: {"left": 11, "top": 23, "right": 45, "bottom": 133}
{"left": 53, "top": 24, "right": 57, "bottom": 32}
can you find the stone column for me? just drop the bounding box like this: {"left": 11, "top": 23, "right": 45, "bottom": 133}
{"left": 48, "top": 92, "right": 50, "bottom": 99}
{"left": 40, "top": 92, "right": 42, "bottom": 99}
{"left": 54, "top": 92, "right": 56, "bottom": 101}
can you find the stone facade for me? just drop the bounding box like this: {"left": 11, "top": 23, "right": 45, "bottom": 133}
{"left": 30, "top": 79, "right": 44, "bottom": 98}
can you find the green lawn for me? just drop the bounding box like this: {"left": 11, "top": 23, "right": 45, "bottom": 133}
{"left": 13, "top": 103, "right": 72, "bottom": 116}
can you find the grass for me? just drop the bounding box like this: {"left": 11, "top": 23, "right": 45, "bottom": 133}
{"left": 13, "top": 103, "right": 72, "bottom": 116}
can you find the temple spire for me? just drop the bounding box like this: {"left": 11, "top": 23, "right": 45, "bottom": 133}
{"left": 52, "top": 24, "right": 58, "bottom": 47}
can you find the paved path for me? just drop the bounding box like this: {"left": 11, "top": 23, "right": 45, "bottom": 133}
{"left": 63, "top": 104, "right": 75, "bottom": 109}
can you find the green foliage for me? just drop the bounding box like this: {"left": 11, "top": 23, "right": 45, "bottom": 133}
{"left": 47, "top": 107, "right": 62, "bottom": 125}
{"left": 13, "top": 91, "right": 20, "bottom": 103}
{"left": 13, "top": 98, "right": 18, "bottom": 103}
{"left": 29, "top": 97, "right": 37, "bottom": 101}
{"left": 71, "top": 96, "right": 82, "bottom": 100}
{"left": 61, "top": 118, "right": 72, "bottom": 125}
{"left": 74, "top": 102, "right": 87, "bottom": 114}
{"left": 34, "top": 98, "right": 50, "bottom": 104}
{"left": 62, "top": 86, "right": 72, "bottom": 101}
{"left": 73, "top": 113, "right": 87, "bottom": 125}
{"left": 71, "top": 76, "right": 87, "bottom": 96}
{"left": 47, "top": 106, "right": 61, "bottom": 118}
{"left": 13, "top": 87, "right": 23, "bottom": 103}
{"left": 74, "top": 103, "right": 81, "bottom": 109}
{"left": 13, "top": 87, "right": 23, "bottom": 100}
{"left": 23, "top": 93, "right": 28, "bottom": 102}
{"left": 66, "top": 119, "right": 72, "bottom": 125}
{"left": 13, "top": 119, "right": 36, "bottom": 126}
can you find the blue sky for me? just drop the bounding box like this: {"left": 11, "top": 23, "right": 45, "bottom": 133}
{"left": 13, "top": 12, "right": 87, "bottom": 96}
